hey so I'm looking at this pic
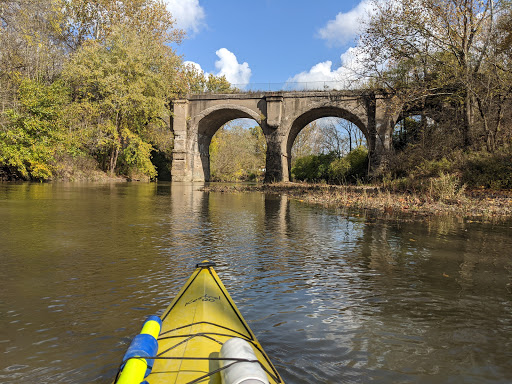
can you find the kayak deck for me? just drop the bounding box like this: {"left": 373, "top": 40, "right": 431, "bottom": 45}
{"left": 144, "top": 262, "right": 283, "bottom": 384}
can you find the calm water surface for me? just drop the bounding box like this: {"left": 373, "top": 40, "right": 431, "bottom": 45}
{"left": 0, "top": 182, "right": 511, "bottom": 383}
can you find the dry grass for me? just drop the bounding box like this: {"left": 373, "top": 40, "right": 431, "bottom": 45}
{"left": 202, "top": 182, "right": 512, "bottom": 222}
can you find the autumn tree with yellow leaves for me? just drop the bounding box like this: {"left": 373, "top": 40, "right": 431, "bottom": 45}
{"left": 0, "top": 0, "right": 233, "bottom": 181}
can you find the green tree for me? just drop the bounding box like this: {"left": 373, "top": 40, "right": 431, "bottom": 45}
{"left": 291, "top": 119, "right": 367, "bottom": 168}
{"left": 176, "top": 63, "right": 237, "bottom": 96}
{"left": 62, "top": 26, "right": 180, "bottom": 178}
{"left": 209, "top": 123, "right": 266, "bottom": 181}
{"left": 206, "top": 74, "right": 236, "bottom": 93}
{"left": 0, "top": 0, "right": 235, "bottom": 181}
{"left": 292, "top": 147, "right": 368, "bottom": 184}
{"left": 62, "top": 0, "right": 184, "bottom": 50}
{"left": 0, "top": 78, "right": 69, "bottom": 180}
{"left": 291, "top": 153, "right": 336, "bottom": 182}
{"left": 328, "top": 157, "right": 350, "bottom": 183}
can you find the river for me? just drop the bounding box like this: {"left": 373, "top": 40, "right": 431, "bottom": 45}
{"left": 0, "top": 182, "right": 511, "bottom": 383}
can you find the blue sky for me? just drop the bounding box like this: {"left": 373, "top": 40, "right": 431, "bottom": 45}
{"left": 164, "top": 0, "right": 372, "bottom": 88}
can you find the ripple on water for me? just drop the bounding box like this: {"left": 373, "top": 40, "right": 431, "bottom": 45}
{"left": 0, "top": 184, "right": 511, "bottom": 383}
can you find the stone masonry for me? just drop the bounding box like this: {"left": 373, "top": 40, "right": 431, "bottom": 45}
{"left": 170, "top": 91, "right": 399, "bottom": 182}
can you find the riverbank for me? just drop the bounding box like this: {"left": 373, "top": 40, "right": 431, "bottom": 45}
{"left": 0, "top": 165, "right": 143, "bottom": 183}
{"left": 202, "top": 182, "right": 512, "bottom": 222}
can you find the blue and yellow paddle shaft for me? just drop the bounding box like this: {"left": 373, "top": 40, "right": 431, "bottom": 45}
{"left": 116, "top": 315, "right": 162, "bottom": 384}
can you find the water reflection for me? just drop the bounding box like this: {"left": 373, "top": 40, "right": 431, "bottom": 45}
{"left": 0, "top": 183, "right": 511, "bottom": 383}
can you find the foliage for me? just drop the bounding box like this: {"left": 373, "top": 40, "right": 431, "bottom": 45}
{"left": 428, "top": 173, "right": 466, "bottom": 202}
{"left": 0, "top": 78, "right": 69, "bottom": 180}
{"left": 384, "top": 146, "right": 512, "bottom": 197}
{"left": 291, "top": 122, "right": 323, "bottom": 162}
{"left": 392, "top": 117, "right": 423, "bottom": 150}
{"left": 291, "top": 119, "right": 366, "bottom": 167}
{"left": 3, "top": 0, "right": 512, "bottom": 189}
{"left": 62, "top": 26, "right": 178, "bottom": 178}
{"left": 120, "top": 128, "right": 157, "bottom": 179}
{"left": 385, "top": 172, "right": 466, "bottom": 202}
{"left": 414, "top": 158, "right": 453, "bottom": 178}
{"left": 292, "top": 153, "right": 336, "bottom": 182}
{"left": 362, "top": 0, "right": 512, "bottom": 151}
{"left": 63, "top": 0, "right": 184, "bottom": 50}
{"left": 345, "top": 146, "right": 369, "bottom": 179}
{"left": 0, "top": 0, "right": 223, "bottom": 181}
{"left": 292, "top": 146, "right": 368, "bottom": 183}
{"left": 462, "top": 150, "right": 512, "bottom": 190}
{"left": 209, "top": 123, "right": 266, "bottom": 181}
{"left": 178, "top": 63, "right": 237, "bottom": 95}
{"left": 328, "top": 157, "right": 351, "bottom": 183}
{"left": 0, "top": 0, "right": 68, "bottom": 113}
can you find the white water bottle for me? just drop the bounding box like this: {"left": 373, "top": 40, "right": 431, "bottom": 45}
{"left": 220, "top": 338, "right": 270, "bottom": 384}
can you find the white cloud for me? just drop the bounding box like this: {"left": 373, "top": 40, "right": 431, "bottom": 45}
{"left": 286, "top": 46, "right": 368, "bottom": 90}
{"left": 164, "top": 0, "right": 205, "bottom": 35}
{"left": 318, "top": 0, "right": 373, "bottom": 46}
{"left": 214, "top": 48, "right": 251, "bottom": 85}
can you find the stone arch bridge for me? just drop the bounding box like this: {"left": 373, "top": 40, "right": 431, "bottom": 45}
{"left": 170, "top": 91, "right": 400, "bottom": 182}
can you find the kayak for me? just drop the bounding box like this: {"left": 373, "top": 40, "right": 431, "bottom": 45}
{"left": 113, "top": 261, "right": 284, "bottom": 384}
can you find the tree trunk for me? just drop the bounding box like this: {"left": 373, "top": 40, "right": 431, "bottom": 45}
{"left": 463, "top": 89, "right": 473, "bottom": 148}
{"left": 109, "top": 135, "right": 121, "bottom": 175}
{"left": 109, "top": 147, "right": 118, "bottom": 175}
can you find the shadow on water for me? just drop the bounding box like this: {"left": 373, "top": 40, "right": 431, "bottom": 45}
{"left": 0, "top": 182, "right": 511, "bottom": 383}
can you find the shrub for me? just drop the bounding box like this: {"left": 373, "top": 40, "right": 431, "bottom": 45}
{"left": 462, "top": 151, "right": 512, "bottom": 189}
{"left": 414, "top": 157, "right": 453, "bottom": 178}
{"left": 328, "top": 157, "right": 350, "bottom": 183}
{"left": 292, "top": 147, "right": 368, "bottom": 184}
{"left": 291, "top": 153, "right": 335, "bottom": 182}
{"left": 428, "top": 173, "right": 466, "bottom": 201}
{"left": 345, "top": 146, "right": 368, "bottom": 181}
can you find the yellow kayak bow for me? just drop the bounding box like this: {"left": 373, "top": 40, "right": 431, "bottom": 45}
{"left": 114, "top": 261, "right": 284, "bottom": 384}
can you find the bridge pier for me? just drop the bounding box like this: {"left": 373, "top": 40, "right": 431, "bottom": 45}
{"left": 170, "top": 99, "right": 193, "bottom": 182}
{"left": 264, "top": 129, "right": 287, "bottom": 183}
{"left": 371, "top": 95, "right": 396, "bottom": 172}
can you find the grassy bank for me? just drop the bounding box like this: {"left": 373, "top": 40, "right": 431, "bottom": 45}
{"left": 202, "top": 182, "right": 512, "bottom": 222}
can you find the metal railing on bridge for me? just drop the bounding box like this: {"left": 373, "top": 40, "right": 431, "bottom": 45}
{"left": 190, "top": 80, "right": 355, "bottom": 94}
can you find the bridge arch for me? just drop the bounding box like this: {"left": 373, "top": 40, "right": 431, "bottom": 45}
{"left": 283, "top": 106, "right": 368, "bottom": 181}
{"left": 394, "top": 106, "right": 443, "bottom": 126}
{"left": 170, "top": 92, "right": 399, "bottom": 182}
{"left": 190, "top": 104, "right": 264, "bottom": 181}
{"left": 391, "top": 109, "right": 442, "bottom": 151}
